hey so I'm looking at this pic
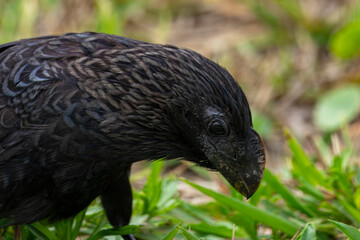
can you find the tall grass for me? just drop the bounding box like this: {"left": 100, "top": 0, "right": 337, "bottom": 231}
{"left": 1, "top": 131, "right": 360, "bottom": 239}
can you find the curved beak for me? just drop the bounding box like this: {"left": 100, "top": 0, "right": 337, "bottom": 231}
{"left": 216, "top": 128, "right": 266, "bottom": 199}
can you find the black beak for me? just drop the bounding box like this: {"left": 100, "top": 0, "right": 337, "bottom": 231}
{"left": 215, "top": 128, "right": 265, "bottom": 199}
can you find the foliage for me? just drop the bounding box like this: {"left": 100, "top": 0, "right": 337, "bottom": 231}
{"left": 2, "top": 132, "right": 360, "bottom": 239}
{"left": 179, "top": 132, "right": 360, "bottom": 239}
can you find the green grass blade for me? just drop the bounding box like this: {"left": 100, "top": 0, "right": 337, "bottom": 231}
{"left": 54, "top": 218, "right": 73, "bottom": 240}
{"left": 329, "top": 220, "right": 360, "bottom": 240}
{"left": 228, "top": 214, "right": 258, "bottom": 240}
{"left": 336, "top": 196, "right": 360, "bottom": 226}
{"left": 297, "top": 178, "right": 326, "bottom": 200}
{"left": 263, "top": 169, "right": 314, "bottom": 217}
{"left": 331, "top": 155, "right": 354, "bottom": 202}
{"left": 178, "top": 226, "right": 200, "bottom": 240}
{"left": 261, "top": 200, "right": 305, "bottom": 226}
{"left": 180, "top": 201, "right": 216, "bottom": 225}
{"left": 286, "top": 131, "right": 329, "bottom": 188}
{"left": 188, "top": 222, "right": 247, "bottom": 238}
{"left": 161, "top": 226, "right": 179, "bottom": 240}
{"left": 86, "top": 214, "right": 111, "bottom": 238}
{"left": 71, "top": 209, "right": 86, "bottom": 240}
{"left": 28, "top": 222, "right": 58, "bottom": 240}
{"left": 144, "top": 160, "right": 164, "bottom": 213}
{"left": 183, "top": 179, "right": 300, "bottom": 235}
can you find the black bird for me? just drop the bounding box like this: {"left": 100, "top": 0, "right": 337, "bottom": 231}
{"left": 0, "top": 32, "right": 265, "bottom": 236}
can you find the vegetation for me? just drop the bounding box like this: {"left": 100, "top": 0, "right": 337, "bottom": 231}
{"left": 1, "top": 133, "right": 360, "bottom": 239}
{"left": 1, "top": 0, "right": 360, "bottom": 239}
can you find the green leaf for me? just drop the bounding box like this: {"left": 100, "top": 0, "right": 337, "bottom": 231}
{"left": 330, "top": 20, "right": 360, "bottom": 59}
{"left": 161, "top": 226, "right": 179, "bottom": 240}
{"left": 263, "top": 169, "right": 314, "bottom": 217}
{"left": 314, "top": 85, "right": 360, "bottom": 131}
{"left": 295, "top": 223, "right": 317, "bottom": 240}
{"left": 178, "top": 226, "right": 200, "bottom": 240}
{"left": 87, "top": 225, "right": 140, "bottom": 240}
{"left": 329, "top": 220, "right": 360, "bottom": 240}
{"left": 183, "top": 179, "right": 300, "bottom": 235}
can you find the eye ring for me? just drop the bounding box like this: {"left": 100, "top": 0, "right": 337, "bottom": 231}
{"left": 209, "top": 120, "right": 228, "bottom": 136}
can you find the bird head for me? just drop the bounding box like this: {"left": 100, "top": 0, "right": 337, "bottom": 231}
{"left": 175, "top": 103, "right": 265, "bottom": 198}
{"left": 158, "top": 47, "right": 266, "bottom": 198}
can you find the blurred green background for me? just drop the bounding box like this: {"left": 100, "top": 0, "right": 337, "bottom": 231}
{"left": 2, "top": 0, "right": 360, "bottom": 239}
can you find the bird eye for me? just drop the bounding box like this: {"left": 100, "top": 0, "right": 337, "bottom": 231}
{"left": 209, "top": 120, "right": 227, "bottom": 136}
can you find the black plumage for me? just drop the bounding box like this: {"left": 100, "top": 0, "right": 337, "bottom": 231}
{"left": 0, "top": 32, "right": 265, "bottom": 230}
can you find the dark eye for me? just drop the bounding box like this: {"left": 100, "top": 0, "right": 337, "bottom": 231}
{"left": 209, "top": 120, "right": 227, "bottom": 136}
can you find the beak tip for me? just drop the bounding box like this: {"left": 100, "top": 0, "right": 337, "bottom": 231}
{"left": 242, "top": 188, "right": 255, "bottom": 200}
{"left": 246, "top": 190, "right": 256, "bottom": 200}
{"left": 235, "top": 177, "right": 261, "bottom": 200}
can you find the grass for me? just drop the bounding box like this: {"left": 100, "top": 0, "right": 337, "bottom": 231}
{"left": 1, "top": 131, "right": 360, "bottom": 239}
